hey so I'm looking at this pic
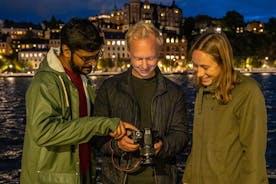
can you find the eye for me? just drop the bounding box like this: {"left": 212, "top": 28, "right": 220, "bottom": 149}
{"left": 202, "top": 66, "right": 209, "bottom": 70}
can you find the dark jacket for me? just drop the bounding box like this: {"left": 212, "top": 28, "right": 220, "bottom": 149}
{"left": 93, "top": 67, "right": 189, "bottom": 184}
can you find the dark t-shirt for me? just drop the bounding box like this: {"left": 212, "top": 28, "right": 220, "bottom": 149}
{"left": 131, "top": 75, "right": 157, "bottom": 129}
{"left": 129, "top": 74, "right": 157, "bottom": 183}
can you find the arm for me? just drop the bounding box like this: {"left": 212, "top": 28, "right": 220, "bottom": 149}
{"left": 26, "top": 74, "right": 121, "bottom": 147}
{"left": 93, "top": 80, "right": 133, "bottom": 156}
{"left": 157, "top": 89, "right": 189, "bottom": 158}
{"left": 238, "top": 84, "right": 268, "bottom": 183}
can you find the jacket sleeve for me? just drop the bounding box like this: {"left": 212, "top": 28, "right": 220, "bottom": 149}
{"left": 238, "top": 83, "right": 268, "bottom": 184}
{"left": 26, "top": 73, "right": 120, "bottom": 147}
{"left": 157, "top": 88, "right": 189, "bottom": 159}
{"left": 182, "top": 152, "right": 192, "bottom": 183}
{"left": 93, "top": 80, "right": 124, "bottom": 156}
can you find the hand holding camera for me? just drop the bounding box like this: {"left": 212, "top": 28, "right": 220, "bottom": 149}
{"left": 129, "top": 128, "right": 161, "bottom": 165}
{"left": 109, "top": 121, "right": 138, "bottom": 140}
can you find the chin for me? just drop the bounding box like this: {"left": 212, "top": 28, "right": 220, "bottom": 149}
{"left": 201, "top": 80, "right": 212, "bottom": 86}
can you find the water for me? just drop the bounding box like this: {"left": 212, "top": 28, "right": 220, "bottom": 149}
{"left": 0, "top": 73, "right": 275, "bottom": 183}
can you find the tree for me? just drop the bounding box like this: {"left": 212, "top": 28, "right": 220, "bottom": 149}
{"left": 222, "top": 11, "right": 245, "bottom": 31}
{"left": 181, "top": 17, "right": 195, "bottom": 39}
{"left": 265, "top": 18, "right": 276, "bottom": 35}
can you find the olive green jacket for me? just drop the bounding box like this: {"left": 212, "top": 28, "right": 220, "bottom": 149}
{"left": 183, "top": 73, "right": 268, "bottom": 184}
{"left": 20, "top": 48, "right": 120, "bottom": 184}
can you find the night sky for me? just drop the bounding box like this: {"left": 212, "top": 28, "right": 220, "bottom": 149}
{"left": 0, "top": 0, "right": 275, "bottom": 23}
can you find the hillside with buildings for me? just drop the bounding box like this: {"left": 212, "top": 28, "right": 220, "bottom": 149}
{"left": 0, "top": 0, "right": 275, "bottom": 74}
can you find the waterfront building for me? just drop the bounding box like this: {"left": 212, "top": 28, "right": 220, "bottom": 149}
{"left": 18, "top": 48, "right": 48, "bottom": 71}
{"left": 123, "top": 0, "right": 183, "bottom": 34}
{"left": 0, "top": 34, "right": 13, "bottom": 55}
{"left": 246, "top": 21, "right": 264, "bottom": 33}
{"left": 14, "top": 38, "right": 49, "bottom": 71}
{"left": 103, "top": 32, "right": 128, "bottom": 59}
{"left": 1, "top": 23, "right": 43, "bottom": 40}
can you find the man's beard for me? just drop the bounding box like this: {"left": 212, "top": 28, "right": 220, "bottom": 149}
{"left": 69, "top": 55, "right": 91, "bottom": 74}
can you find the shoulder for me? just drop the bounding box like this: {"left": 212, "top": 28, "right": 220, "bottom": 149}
{"left": 99, "top": 71, "right": 128, "bottom": 90}
{"left": 233, "top": 73, "right": 264, "bottom": 100}
{"left": 163, "top": 76, "right": 183, "bottom": 91}
{"left": 238, "top": 74, "right": 261, "bottom": 92}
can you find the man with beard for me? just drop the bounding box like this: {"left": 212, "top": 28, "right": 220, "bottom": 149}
{"left": 20, "top": 18, "right": 137, "bottom": 184}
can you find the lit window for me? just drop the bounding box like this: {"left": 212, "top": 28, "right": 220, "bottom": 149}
{"left": 117, "top": 41, "right": 121, "bottom": 45}
{"left": 171, "top": 38, "right": 174, "bottom": 43}
{"left": 107, "top": 41, "right": 111, "bottom": 45}
{"left": 112, "top": 41, "right": 116, "bottom": 45}
{"left": 166, "top": 38, "right": 170, "bottom": 43}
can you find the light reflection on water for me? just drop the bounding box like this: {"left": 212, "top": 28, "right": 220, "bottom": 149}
{"left": 0, "top": 73, "right": 275, "bottom": 183}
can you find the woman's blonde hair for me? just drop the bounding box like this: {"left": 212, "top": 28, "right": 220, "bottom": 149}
{"left": 190, "top": 31, "right": 240, "bottom": 104}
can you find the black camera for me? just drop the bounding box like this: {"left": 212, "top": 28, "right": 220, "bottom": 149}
{"left": 130, "top": 128, "right": 158, "bottom": 165}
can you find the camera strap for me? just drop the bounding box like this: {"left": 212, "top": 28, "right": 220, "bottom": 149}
{"left": 109, "top": 140, "right": 142, "bottom": 173}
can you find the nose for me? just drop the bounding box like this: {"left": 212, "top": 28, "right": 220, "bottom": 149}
{"left": 141, "top": 59, "right": 148, "bottom": 69}
{"left": 86, "top": 60, "right": 97, "bottom": 67}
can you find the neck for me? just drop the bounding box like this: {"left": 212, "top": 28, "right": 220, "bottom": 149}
{"left": 58, "top": 54, "right": 72, "bottom": 71}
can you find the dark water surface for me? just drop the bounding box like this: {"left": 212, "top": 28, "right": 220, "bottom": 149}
{"left": 0, "top": 73, "right": 275, "bottom": 183}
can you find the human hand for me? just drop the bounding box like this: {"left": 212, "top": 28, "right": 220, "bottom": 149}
{"left": 154, "top": 140, "right": 163, "bottom": 155}
{"left": 117, "top": 131, "right": 140, "bottom": 152}
{"left": 109, "top": 121, "right": 138, "bottom": 140}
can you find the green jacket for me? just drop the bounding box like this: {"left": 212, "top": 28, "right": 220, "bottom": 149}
{"left": 183, "top": 73, "right": 268, "bottom": 184}
{"left": 20, "top": 48, "right": 120, "bottom": 184}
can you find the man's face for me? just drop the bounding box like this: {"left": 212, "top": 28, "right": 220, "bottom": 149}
{"left": 71, "top": 49, "right": 101, "bottom": 75}
{"left": 192, "top": 50, "right": 222, "bottom": 86}
{"left": 129, "top": 34, "right": 159, "bottom": 79}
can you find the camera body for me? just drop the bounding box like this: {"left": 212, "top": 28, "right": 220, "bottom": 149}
{"left": 130, "top": 128, "right": 158, "bottom": 165}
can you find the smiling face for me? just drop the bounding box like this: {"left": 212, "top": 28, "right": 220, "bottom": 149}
{"left": 129, "top": 34, "right": 159, "bottom": 79}
{"left": 192, "top": 50, "right": 222, "bottom": 86}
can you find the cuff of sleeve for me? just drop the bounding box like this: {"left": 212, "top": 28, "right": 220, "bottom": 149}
{"left": 110, "top": 139, "right": 127, "bottom": 157}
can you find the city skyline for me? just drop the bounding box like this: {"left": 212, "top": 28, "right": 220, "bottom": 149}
{"left": 0, "top": 0, "right": 275, "bottom": 24}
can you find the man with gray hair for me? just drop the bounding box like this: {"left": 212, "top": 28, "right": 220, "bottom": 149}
{"left": 93, "top": 21, "right": 189, "bottom": 184}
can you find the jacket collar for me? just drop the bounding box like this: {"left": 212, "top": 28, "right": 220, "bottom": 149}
{"left": 42, "top": 47, "right": 89, "bottom": 83}
{"left": 118, "top": 66, "right": 167, "bottom": 97}
{"left": 46, "top": 47, "right": 65, "bottom": 73}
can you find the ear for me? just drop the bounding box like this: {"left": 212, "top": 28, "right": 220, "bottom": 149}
{"left": 61, "top": 44, "right": 72, "bottom": 58}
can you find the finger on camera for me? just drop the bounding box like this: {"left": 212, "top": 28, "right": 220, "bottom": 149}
{"left": 122, "top": 122, "right": 138, "bottom": 131}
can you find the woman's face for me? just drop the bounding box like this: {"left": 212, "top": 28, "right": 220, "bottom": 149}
{"left": 192, "top": 50, "right": 222, "bottom": 86}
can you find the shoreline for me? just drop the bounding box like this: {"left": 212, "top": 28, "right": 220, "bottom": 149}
{"left": 1, "top": 68, "right": 276, "bottom": 77}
